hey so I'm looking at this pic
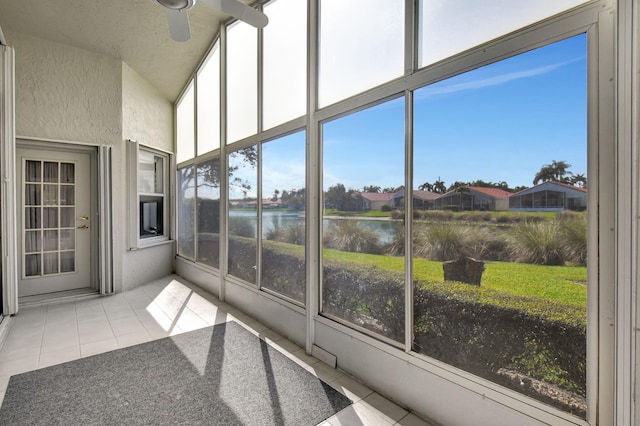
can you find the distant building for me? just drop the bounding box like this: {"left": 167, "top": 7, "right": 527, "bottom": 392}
{"left": 354, "top": 192, "right": 395, "bottom": 211}
{"left": 509, "top": 181, "right": 587, "bottom": 211}
{"left": 434, "top": 186, "right": 511, "bottom": 211}
{"left": 393, "top": 190, "right": 440, "bottom": 210}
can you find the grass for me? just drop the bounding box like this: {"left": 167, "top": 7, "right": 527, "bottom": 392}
{"left": 324, "top": 209, "right": 392, "bottom": 218}
{"left": 323, "top": 249, "right": 586, "bottom": 308}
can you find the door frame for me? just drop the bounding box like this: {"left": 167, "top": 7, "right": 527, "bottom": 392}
{"left": 16, "top": 139, "right": 100, "bottom": 298}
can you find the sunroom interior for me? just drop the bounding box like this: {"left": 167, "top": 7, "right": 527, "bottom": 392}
{"left": 0, "top": 0, "right": 638, "bottom": 425}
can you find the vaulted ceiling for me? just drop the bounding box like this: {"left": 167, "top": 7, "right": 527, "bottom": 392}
{"left": 0, "top": 0, "right": 240, "bottom": 101}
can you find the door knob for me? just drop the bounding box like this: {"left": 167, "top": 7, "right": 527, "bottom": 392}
{"left": 80, "top": 215, "right": 89, "bottom": 221}
{"left": 77, "top": 225, "right": 89, "bottom": 230}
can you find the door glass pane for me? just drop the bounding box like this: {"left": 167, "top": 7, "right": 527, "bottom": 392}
{"left": 25, "top": 184, "right": 41, "bottom": 205}
{"left": 261, "top": 131, "right": 306, "bottom": 303}
{"left": 25, "top": 208, "right": 41, "bottom": 229}
{"left": 319, "top": 0, "right": 404, "bottom": 107}
{"left": 43, "top": 253, "right": 59, "bottom": 275}
{"left": 43, "top": 230, "right": 58, "bottom": 251}
{"left": 43, "top": 185, "right": 58, "bottom": 205}
{"left": 412, "top": 35, "right": 587, "bottom": 417}
{"left": 60, "top": 163, "right": 74, "bottom": 183}
{"left": 43, "top": 162, "right": 58, "bottom": 183}
{"left": 228, "top": 146, "right": 258, "bottom": 284}
{"left": 197, "top": 158, "right": 221, "bottom": 269}
{"left": 322, "top": 97, "right": 405, "bottom": 342}
{"left": 60, "top": 252, "right": 75, "bottom": 273}
{"left": 25, "top": 231, "right": 41, "bottom": 253}
{"left": 60, "top": 186, "right": 74, "bottom": 205}
{"left": 419, "top": 0, "right": 589, "bottom": 67}
{"left": 25, "top": 254, "right": 41, "bottom": 276}
{"left": 25, "top": 160, "right": 41, "bottom": 182}
{"left": 60, "top": 230, "right": 75, "bottom": 250}
{"left": 177, "top": 166, "right": 196, "bottom": 259}
{"left": 60, "top": 208, "right": 74, "bottom": 228}
{"left": 43, "top": 208, "right": 58, "bottom": 228}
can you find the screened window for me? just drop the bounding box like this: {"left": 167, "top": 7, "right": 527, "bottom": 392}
{"left": 197, "top": 42, "right": 221, "bottom": 155}
{"left": 227, "top": 146, "right": 258, "bottom": 283}
{"left": 177, "top": 166, "right": 196, "bottom": 259}
{"left": 322, "top": 97, "right": 405, "bottom": 342}
{"left": 319, "top": 0, "right": 404, "bottom": 107}
{"left": 419, "top": 0, "right": 590, "bottom": 67}
{"left": 263, "top": 0, "right": 307, "bottom": 130}
{"left": 196, "top": 158, "right": 221, "bottom": 268}
{"left": 227, "top": 22, "right": 258, "bottom": 143}
{"left": 412, "top": 35, "right": 587, "bottom": 417}
{"left": 176, "top": 81, "right": 195, "bottom": 163}
{"left": 261, "top": 131, "right": 306, "bottom": 303}
{"left": 138, "top": 149, "right": 166, "bottom": 239}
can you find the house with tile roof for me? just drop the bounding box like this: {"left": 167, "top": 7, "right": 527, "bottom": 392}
{"left": 393, "top": 190, "right": 440, "bottom": 210}
{"left": 434, "top": 186, "right": 511, "bottom": 211}
{"left": 354, "top": 192, "right": 395, "bottom": 211}
{"left": 509, "top": 181, "right": 587, "bottom": 211}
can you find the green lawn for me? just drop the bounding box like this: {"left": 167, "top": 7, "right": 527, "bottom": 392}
{"left": 323, "top": 249, "right": 587, "bottom": 308}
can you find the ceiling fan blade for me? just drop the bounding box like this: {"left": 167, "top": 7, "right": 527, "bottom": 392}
{"left": 202, "top": 0, "right": 268, "bottom": 28}
{"left": 165, "top": 8, "right": 191, "bottom": 42}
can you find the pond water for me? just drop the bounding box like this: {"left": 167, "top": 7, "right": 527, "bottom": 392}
{"left": 229, "top": 209, "right": 399, "bottom": 243}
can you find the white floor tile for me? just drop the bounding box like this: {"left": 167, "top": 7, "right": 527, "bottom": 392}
{"left": 108, "top": 316, "right": 147, "bottom": 337}
{"left": 0, "top": 355, "right": 39, "bottom": 377}
{"left": 116, "top": 331, "right": 153, "bottom": 348}
{"left": 330, "top": 374, "right": 374, "bottom": 403}
{"left": 38, "top": 346, "right": 81, "bottom": 368}
{"left": 80, "top": 337, "right": 119, "bottom": 357}
{"left": 395, "top": 413, "right": 436, "bottom": 426}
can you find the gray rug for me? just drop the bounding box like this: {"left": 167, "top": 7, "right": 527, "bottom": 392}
{"left": 0, "top": 321, "right": 351, "bottom": 425}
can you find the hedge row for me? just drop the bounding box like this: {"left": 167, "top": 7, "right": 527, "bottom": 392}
{"left": 225, "top": 236, "right": 586, "bottom": 413}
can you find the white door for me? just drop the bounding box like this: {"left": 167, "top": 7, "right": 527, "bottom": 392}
{"left": 17, "top": 148, "right": 93, "bottom": 297}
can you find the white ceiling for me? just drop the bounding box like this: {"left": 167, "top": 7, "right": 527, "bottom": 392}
{"left": 0, "top": 0, "right": 237, "bottom": 101}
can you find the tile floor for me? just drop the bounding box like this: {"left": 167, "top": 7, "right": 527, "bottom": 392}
{"left": 0, "top": 275, "right": 434, "bottom": 426}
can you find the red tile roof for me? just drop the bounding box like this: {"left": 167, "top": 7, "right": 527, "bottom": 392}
{"left": 466, "top": 187, "right": 512, "bottom": 198}
{"left": 358, "top": 192, "right": 395, "bottom": 202}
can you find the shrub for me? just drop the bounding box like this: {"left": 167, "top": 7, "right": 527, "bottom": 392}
{"left": 323, "top": 220, "right": 384, "bottom": 254}
{"left": 413, "top": 222, "right": 472, "bottom": 261}
{"left": 266, "top": 221, "right": 305, "bottom": 246}
{"left": 468, "top": 228, "right": 511, "bottom": 261}
{"left": 421, "top": 210, "right": 454, "bottom": 222}
{"left": 381, "top": 204, "right": 393, "bottom": 212}
{"left": 390, "top": 209, "right": 404, "bottom": 220}
{"left": 557, "top": 212, "right": 587, "bottom": 266}
{"left": 229, "top": 216, "right": 255, "bottom": 238}
{"left": 510, "top": 221, "right": 564, "bottom": 265}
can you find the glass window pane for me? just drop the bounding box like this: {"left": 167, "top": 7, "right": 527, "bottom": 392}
{"left": 43, "top": 162, "right": 58, "bottom": 183}
{"left": 412, "top": 35, "right": 587, "bottom": 417}
{"left": 197, "top": 42, "right": 221, "bottom": 155}
{"left": 60, "top": 251, "right": 75, "bottom": 273}
{"left": 139, "top": 150, "right": 164, "bottom": 194}
{"left": 261, "top": 131, "right": 306, "bottom": 303}
{"left": 60, "top": 185, "right": 75, "bottom": 206}
{"left": 419, "top": 0, "right": 589, "bottom": 67}
{"left": 60, "top": 207, "right": 74, "bottom": 228}
{"left": 263, "top": 0, "right": 307, "bottom": 130}
{"left": 177, "top": 81, "right": 195, "bottom": 163}
{"left": 25, "top": 254, "right": 41, "bottom": 276}
{"left": 319, "top": 0, "right": 404, "bottom": 107}
{"left": 25, "top": 184, "right": 41, "bottom": 206}
{"left": 60, "top": 163, "right": 74, "bottom": 183}
{"left": 60, "top": 229, "right": 75, "bottom": 250}
{"left": 140, "top": 195, "right": 164, "bottom": 238}
{"left": 43, "top": 230, "right": 58, "bottom": 251}
{"left": 25, "top": 207, "right": 41, "bottom": 229}
{"left": 43, "top": 252, "right": 58, "bottom": 275}
{"left": 178, "top": 166, "right": 196, "bottom": 259}
{"left": 197, "top": 158, "right": 221, "bottom": 268}
{"left": 43, "top": 207, "right": 58, "bottom": 229}
{"left": 228, "top": 146, "right": 258, "bottom": 283}
{"left": 322, "top": 97, "right": 405, "bottom": 342}
{"left": 43, "top": 185, "right": 58, "bottom": 206}
{"left": 25, "top": 230, "right": 41, "bottom": 253}
{"left": 25, "top": 160, "right": 41, "bottom": 182}
{"left": 226, "top": 22, "right": 257, "bottom": 143}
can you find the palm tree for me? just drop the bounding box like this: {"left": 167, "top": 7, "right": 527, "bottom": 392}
{"left": 533, "top": 160, "right": 573, "bottom": 185}
{"left": 433, "top": 179, "right": 447, "bottom": 194}
{"left": 418, "top": 182, "right": 433, "bottom": 192}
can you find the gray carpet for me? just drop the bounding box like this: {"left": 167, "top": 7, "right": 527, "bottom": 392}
{"left": 0, "top": 321, "right": 351, "bottom": 425}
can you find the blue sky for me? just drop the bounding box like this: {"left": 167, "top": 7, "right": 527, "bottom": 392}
{"left": 323, "top": 33, "right": 587, "bottom": 191}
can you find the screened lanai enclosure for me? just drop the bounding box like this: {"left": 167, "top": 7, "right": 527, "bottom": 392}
{"left": 171, "top": 1, "right": 629, "bottom": 425}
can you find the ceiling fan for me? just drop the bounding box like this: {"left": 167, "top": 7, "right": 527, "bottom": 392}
{"left": 152, "top": 0, "right": 268, "bottom": 42}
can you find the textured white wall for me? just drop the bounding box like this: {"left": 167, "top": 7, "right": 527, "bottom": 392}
{"left": 7, "top": 28, "right": 175, "bottom": 293}
{"left": 121, "top": 63, "right": 174, "bottom": 290}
